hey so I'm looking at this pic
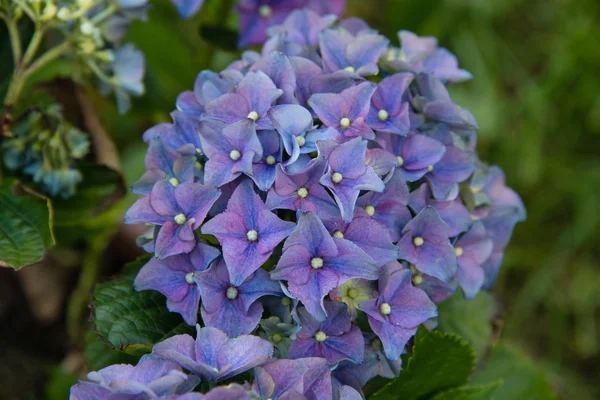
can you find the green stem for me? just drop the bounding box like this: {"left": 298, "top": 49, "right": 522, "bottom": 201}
{"left": 3, "top": 16, "right": 22, "bottom": 69}
{"left": 21, "top": 26, "right": 45, "bottom": 67}
{"left": 12, "top": 0, "right": 36, "bottom": 21}
{"left": 86, "top": 60, "right": 116, "bottom": 86}
{"left": 90, "top": 4, "right": 117, "bottom": 25}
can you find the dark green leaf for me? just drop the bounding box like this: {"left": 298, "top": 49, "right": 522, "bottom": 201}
{"left": 0, "top": 178, "right": 55, "bottom": 269}
{"left": 52, "top": 163, "right": 125, "bottom": 226}
{"left": 431, "top": 381, "right": 503, "bottom": 400}
{"left": 437, "top": 291, "right": 498, "bottom": 361}
{"left": 92, "top": 256, "right": 188, "bottom": 355}
{"left": 370, "top": 330, "right": 476, "bottom": 400}
{"left": 471, "top": 343, "right": 558, "bottom": 400}
{"left": 83, "top": 330, "right": 139, "bottom": 371}
{"left": 199, "top": 25, "right": 239, "bottom": 51}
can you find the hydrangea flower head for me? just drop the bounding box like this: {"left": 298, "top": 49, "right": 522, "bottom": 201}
{"left": 118, "top": 11, "right": 525, "bottom": 398}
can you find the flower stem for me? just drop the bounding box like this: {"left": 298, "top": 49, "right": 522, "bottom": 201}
{"left": 2, "top": 16, "right": 22, "bottom": 69}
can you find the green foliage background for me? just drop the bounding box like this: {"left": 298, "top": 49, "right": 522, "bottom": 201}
{"left": 2, "top": 0, "right": 598, "bottom": 398}
{"left": 101, "top": 1, "right": 600, "bottom": 398}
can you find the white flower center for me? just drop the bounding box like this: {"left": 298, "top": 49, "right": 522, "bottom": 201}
{"left": 226, "top": 286, "right": 238, "bottom": 300}
{"left": 347, "top": 288, "right": 358, "bottom": 299}
{"left": 332, "top": 172, "right": 343, "bottom": 184}
{"left": 174, "top": 213, "right": 187, "bottom": 225}
{"left": 230, "top": 150, "right": 241, "bottom": 161}
{"left": 247, "top": 230, "right": 259, "bottom": 242}
{"left": 247, "top": 111, "right": 259, "bottom": 121}
{"left": 258, "top": 5, "right": 272, "bottom": 18}
{"left": 455, "top": 247, "right": 464, "bottom": 257}
{"left": 378, "top": 109, "right": 389, "bottom": 122}
{"left": 340, "top": 117, "right": 351, "bottom": 128}
{"left": 296, "top": 136, "right": 306, "bottom": 147}
{"left": 413, "top": 236, "right": 424, "bottom": 247}
{"left": 266, "top": 155, "right": 276, "bottom": 165}
{"left": 412, "top": 275, "right": 423, "bottom": 285}
{"left": 297, "top": 187, "right": 308, "bottom": 198}
{"left": 427, "top": 165, "right": 434, "bottom": 172}
{"left": 80, "top": 21, "right": 94, "bottom": 35}
{"left": 185, "top": 272, "right": 195, "bottom": 284}
{"left": 311, "top": 257, "right": 324, "bottom": 269}
{"left": 315, "top": 331, "right": 328, "bottom": 342}
{"left": 379, "top": 302, "right": 392, "bottom": 315}
{"left": 271, "top": 333, "right": 283, "bottom": 343}
{"left": 364, "top": 205, "right": 375, "bottom": 216}
{"left": 343, "top": 66, "right": 355, "bottom": 73}
{"left": 333, "top": 230, "right": 344, "bottom": 239}
{"left": 397, "top": 156, "right": 404, "bottom": 167}
{"left": 169, "top": 177, "right": 179, "bottom": 187}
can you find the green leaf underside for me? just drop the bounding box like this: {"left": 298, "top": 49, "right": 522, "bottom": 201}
{"left": 371, "top": 329, "right": 476, "bottom": 400}
{"left": 92, "top": 256, "right": 186, "bottom": 355}
{"left": 0, "top": 178, "right": 54, "bottom": 269}
{"left": 431, "top": 381, "right": 503, "bottom": 400}
{"left": 471, "top": 342, "right": 559, "bottom": 400}
{"left": 437, "top": 291, "right": 498, "bottom": 361}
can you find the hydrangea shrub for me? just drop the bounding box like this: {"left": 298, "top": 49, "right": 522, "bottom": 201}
{"left": 72, "top": 4, "right": 526, "bottom": 400}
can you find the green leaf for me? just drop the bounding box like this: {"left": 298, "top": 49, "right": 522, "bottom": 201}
{"left": 437, "top": 291, "right": 498, "bottom": 361}
{"left": 51, "top": 163, "right": 125, "bottom": 226}
{"left": 431, "top": 381, "right": 503, "bottom": 400}
{"left": 370, "top": 330, "right": 476, "bottom": 400}
{"left": 83, "top": 330, "right": 139, "bottom": 371}
{"left": 471, "top": 342, "right": 558, "bottom": 400}
{"left": 92, "top": 256, "right": 188, "bottom": 355}
{"left": 0, "top": 178, "right": 55, "bottom": 269}
{"left": 199, "top": 25, "right": 239, "bottom": 51}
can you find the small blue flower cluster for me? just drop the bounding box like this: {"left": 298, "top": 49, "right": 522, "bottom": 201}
{"left": 72, "top": 8, "right": 526, "bottom": 400}
{"left": 3, "top": 105, "right": 89, "bottom": 198}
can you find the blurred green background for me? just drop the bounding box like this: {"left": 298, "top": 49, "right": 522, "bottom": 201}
{"left": 2, "top": 0, "right": 598, "bottom": 398}
{"left": 104, "top": 1, "right": 600, "bottom": 398}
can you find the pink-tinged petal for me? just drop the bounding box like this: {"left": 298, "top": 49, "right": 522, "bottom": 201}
{"left": 288, "top": 269, "right": 341, "bottom": 321}
{"left": 201, "top": 300, "right": 262, "bottom": 337}
{"left": 155, "top": 222, "right": 196, "bottom": 259}
{"left": 150, "top": 179, "right": 179, "bottom": 216}
{"left": 236, "top": 70, "right": 283, "bottom": 117}
{"left": 308, "top": 92, "right": 345, "bottom": 127}
{"left": 216, "top": 334, "right": 273, "bottom": 380}
{"left": 320, "top": 324, "right": 364, "bottom": 363}
{"left": 204, "top": 93, "right": 250, "bottom": 125}
{"left": 125, "top": 195, "right": 167, "bottom": 225}
{"left": 167, "top": 286, "right": 201, "bottom": 325}
{"left": 134, "top": 257, "right": 189, "bottom": 301}
{"left": 271, "top": 244, "right": 313, "bottom": 285}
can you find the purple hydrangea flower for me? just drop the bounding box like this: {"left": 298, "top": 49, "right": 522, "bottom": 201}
{"left": 251, "top": 130, "right": 283, "bottom": 191}
{"left": 289, "top": 301, "right": 364, "bottom": 363}
{"left": 268, "top": 104, "right": 314, "bottom": 164}
{"left": 309, "top": 82, "right": 377, "bottom": 140}
{"left": 359, "top": 261, "right": 437, "bottom": 359}
{"left": 198, "top": 119, "right": 263, "bottom": 187}
{"left": 409, "top": 182, "right": 472, "bottom": 237}
{"left": 423, "top": 144, "right": 476, "bottom": 200}
{"left": 366, "top": 73, "right": 413, "bottom": 135}
{"left": 266, "top": 157, "right": 340, "bottom": 220}
{"left": 143, "top": 111, "right": 202, "bottom": 155}
{"left": 204, "top": 71, "right": 283, "bottom": 130}
{"left": 237, "top": 0, "right": 305, "bottom": 48}
{"left": 125, "top": 180, "right": 221, "bottom": 258}
{"left": 323, "top": 216, "right": 398, "bottom": 267}
{"left": 176, "top": 70, "right": 243, "bottom": 117}
{"left": 319, "top": 27, "right": 389, "bottom": 76}
{"left": 132, "top": 138, "right": 196, "bottom": 196}
{"left": 453, "top": 222, "right": 493, "bottom": 299}
{"left": 202, "top": 180, "right": 295, "bottom": 285}
{"left": 271, "top": 212, "right": 379, "bottom": 320}
{"left": 153, "top": 325, "right": 273, "bottom": 381}
{"left": 318, "top": 138, "right": 385, "bottom": 222}
{"left": 70, "top": 354, "right": 200, "bottom": 399}
{"left": 397, "top": 207, "right": 457, "bottom": 282}
{"left": 253, "top": 357, "right": 333, "bottom": 400}
{"left": 134, "top": 242, "right": 220, "bottom": 325}
{"left": 375, "top": 132, "right": 446, "bottom": 182}
{"left": 196, "top": 258, "right": 282, "bottom": 337}
{"left": 392, "top": 30, "right": 472, "bottom": 84}
{"left": 355, "top": 170, "right": 412, "bottom": 242}
{"left": 109, "top": 43, "right": 145, "bottom": 114}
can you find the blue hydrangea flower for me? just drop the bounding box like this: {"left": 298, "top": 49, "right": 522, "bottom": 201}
{"left": 397, "top": 206, "right": 457, "bottom": 282}
{"left": 134, "top": 241, "right": 220, "bottom": 325}
{"left": 70, "top": 354, "right": 200, "bottom": 399}
{"left": 125, "top": 180, "right": 221, "bottom": 258}
{"left": 202, "top": 179, "right": 295, "bottom": 285}
{"left": 453, "top": 222, "right": 493, "bottom": 299}
{"left": 176, "top": 70, "right": 243, "bottom": 117}
{"left": 153, "top": 325, "right": 273, "bottom": 381}
{"left": 359, "top": 261, "right": 437, "bottom": 359}
{"left": 253, "top": 357, "right": 333, "bottom": 400}
{"left": 271, "top": 212, "right": 378, "bottom": 320}
{"left": 366, "top": 73, "right": 413, "bottom": 135}
{"left": 289, "top": 301, "right": 364, "bottom": 363}
{"left": 171, "top": 0, "right": 205, "bottom": 19}
{"left": 318, "top": 138, "right": 385, "bottom": 222}
{"left": 110, "top": 43, "right": 145, "bottom": 114}
{"left": 195, "top": 258, "right": 282, "bottom": 337}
